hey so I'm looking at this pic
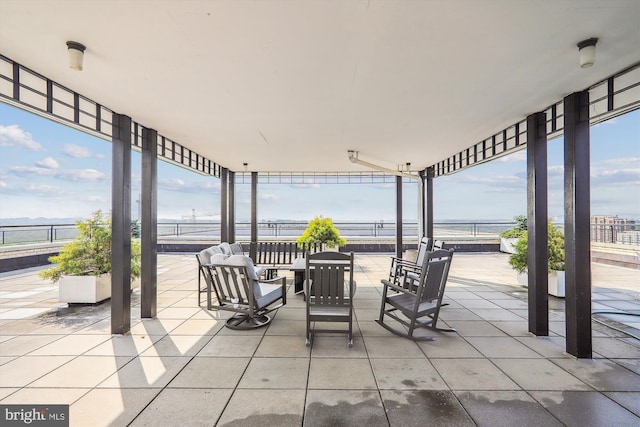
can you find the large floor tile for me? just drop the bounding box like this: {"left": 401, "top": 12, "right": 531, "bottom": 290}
{"left": 168, "top": 357, "right": 249, "bottom": 388}
{"left": 465, "top": 336, "right": 543, "bottom": 358}
{"left": 305, "top": 390, "right": 387, "bottom": 427}
{"left": 363, "top": 336, "right": 425, "bottom": 358}
{"left": 255, "top": 335, "right": 310, "bottom": 357}
{"left": 310, "top": 335, "right": 368, "bottom": 358}
{"left": 418, "top": 336, "right": 483, "bottom": 358}
{"left": 238, "top": 357, "right": 308, "bottom": 389}
{"left": 98, "top": 356, "right": 191, "bottom": 388}
{"left": 551, "top": 358, "right": 640, "bottom": 391}
{"left": 492, "top": 358, "right": 590, "bottom": 391}
{"left": 530, "top": 390, "right": 640, "bottom": 427}
{"left": 196, "top": 335, "right": 262, "bottom": 357}
{"left": 218, "top": 389, "right": 305, "bottom": 427}
{"left": 382, "top": 390, "right": 475, "bottom": 427}
{"left": 445, "top": 320, "right": 508, "bottom": 337}
{"left": 0, "top": 334, "right": 62, "bottom": 356}
{"left": 139, "top": 334, "right": 212, "bottom": 357}
{"left": 31, "top": 356, "right": 132, "bottom": 388}
{"left": 308, "top": 358, "right": 376, "bottom": 389}
{"left": 431, "top": 358, "right": 520, "bottom": 391}
{"left": 371, "top": 358, "right": 447, "bottom": 390}
{"left": 70, "top": 388, "right": 160, "bottom": 427}
{"left": 29, "top": 334, "right": 110, "bottom": 355}
{"left": 131, "top": 388, "right": 233, "bottom": 427}
{"left": 456, "top": 390, "right": 562, "bottom": 427}
{"left": 604, "top": 391, "right": 640, "bottom": 417}
{"left": 0, "top": 356, "right": 74, "bottom": 387}
{"left": 1, "top": 387, "right": 88, "bottom": 405}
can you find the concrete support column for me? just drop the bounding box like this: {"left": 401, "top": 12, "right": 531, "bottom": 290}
{"left": 526, "top": 112, "right": 548, "bottom": 336}
{"left": 220, "top": 168, "right": 228, "bottom": 242}
{"left": 111, "top": 113, "right": 132, "bottom": 334}
{"left": 425, "top": 167, "right": 434, "bottom": 241}
{"left": 141, "top": 127, "right": 157, "bottom": 319}
{"left": 396, "top": 175, "right": 403, "bottom": 259}
{"left": 250, "top": 172, "right": 258, "bottom": 260}
{"left": 228, "top": 171, "right": 236, "bottom": 243}
{"left": 564, "top": 91, "right": 592, "bottom": 358}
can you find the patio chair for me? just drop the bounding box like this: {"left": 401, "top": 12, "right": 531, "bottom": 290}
{"left": 377, "top": 249, "right": 455, "bottom": 341}
{"left": 433, "top": 240, "right": 445, "bottom": 250}
{"left": 196, "top": 246, "right": 223, "bottom": 306}
{"left": 305, "top": 251, "right": 355, "bottom": 347}
{"left": 206, "top": 254, "right": 287, "bottom": 329}
{"left": 388, "top": 237, "right": 431, "bottom": 287}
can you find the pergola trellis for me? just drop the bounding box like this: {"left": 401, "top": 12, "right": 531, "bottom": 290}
{"left": 1, "top": 53, "right": 639, "bottom": 358}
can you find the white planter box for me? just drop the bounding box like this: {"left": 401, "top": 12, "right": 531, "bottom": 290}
{"left": 59, "top": 274, "right": 140, "bottom": 304}
{"left": 500, "top": 238, "right": 519, "bottom": 254}
{"left": 516, "top": 270, "right": 565, "bottom": 298}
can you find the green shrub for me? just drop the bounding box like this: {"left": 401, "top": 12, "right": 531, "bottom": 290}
{"left": 508, "top": 222, "right": 565, "bottom": 273}
{"left": 39, "top": 210, "right": 141, "bottom": 282}
{"left": 500, "top": 214, "right": 527, "bottom": 238}
{"left": 296, "top": 216, "right": 346, "bottom": 248}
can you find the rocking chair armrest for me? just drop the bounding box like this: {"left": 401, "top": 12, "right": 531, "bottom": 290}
{"left": 381, "top": 279, "right": 416, "bottom": 295}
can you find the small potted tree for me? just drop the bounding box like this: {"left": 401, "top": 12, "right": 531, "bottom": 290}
{"left": 297, "top": 216, "right": 346, "bottom": 251}
{"left": 39, "top": 210, "right": 141, "bottom": 304}
{"left": 499, "top": 215, "right": 527, "bottom": 254}
{"left": 509, "top": 222, "right": 565, "bottom": 297}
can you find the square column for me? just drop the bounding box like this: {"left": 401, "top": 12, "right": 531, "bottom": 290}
{"left": 564, "top": 90, "right": 592, "bottom": 358}
{"left": 527, "top": 112, "right": 548, "bottom": 335}
{"left": 111, "top": 113, "right": 132, "bottom": 334}
{"left": 141, "top": 128, "right": 157, "bottom": 319}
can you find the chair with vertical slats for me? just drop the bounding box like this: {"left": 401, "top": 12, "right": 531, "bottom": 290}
{"left": 205, "top": 254, "right": 286, "bottom": 329}
{"left": 377, "top": 249, "right": 455, "bottom": 341}
{"left": 305, "top": 251, "right": 355, "bottom": 347}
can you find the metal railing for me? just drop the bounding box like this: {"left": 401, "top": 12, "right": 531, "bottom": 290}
{"left": 2, "top": 220, "right": 637, "bottom": 247}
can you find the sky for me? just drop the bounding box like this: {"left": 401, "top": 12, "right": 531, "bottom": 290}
{"left": 0, "top": 102, "right": 638, "bottom": 223}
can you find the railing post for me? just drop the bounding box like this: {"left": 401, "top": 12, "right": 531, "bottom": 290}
{"left": 50, "top": 225, "right": 54, "bottom": 242}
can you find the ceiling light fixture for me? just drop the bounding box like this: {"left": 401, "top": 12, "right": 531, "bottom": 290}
{"left": 66, "top": 41, "right": 86, "bottom": 71}
{"left": 347, "top": 151, "right": 417, "bottom": 180}
{"left": 577, "top": 38, "right": 598, "bottom": 68}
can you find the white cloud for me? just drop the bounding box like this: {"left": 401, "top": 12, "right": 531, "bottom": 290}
{"left": 62, "top": 143, "right": 104, "bottom": 158}
{"left": 0, "top": 180, "right": 7, "bottom": 188}
{"left": 0, "top": 124, "right": 45, "bottom": 151}
{"left": 158, "top": 177, "right": 220, "bottom": 193}
{"left": 496, "top": 150, "right": 526, "bottom": 162}
{"left": 9, "top": 166, "right": 56, "bottom": 177}
{"left": 260, "top": 193, "right": 280, "bottom": 200}
{"left": 35, "top": 157, "right": 60, "bottom": 169}
{"left": 59, "top": 169, "right": 106, "bottom": 181}
{"left": 9, "top": 166, "right": 106, "bottom": 181}
{"left": 24, "top": 184, "right": 61, "bottom": 195}
{"left": 87, "top": 195, "right": 106, "bottom": 202}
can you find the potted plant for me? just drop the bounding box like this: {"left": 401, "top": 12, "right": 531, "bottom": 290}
{"left": 39, "top": 210, "right": 141, "bottom": 303}
{"left": 499, "top": 215, "right": 527, "bottom": 254}
{"left": 297, "top": 216, "right": 346, "bottom": 251}
{"left": 508, "top": 222, "right": 565, "bottom": 297}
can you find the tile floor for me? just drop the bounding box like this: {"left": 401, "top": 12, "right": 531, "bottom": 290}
{"left": 0, "top": 253, "right": 639, "bottom": 426}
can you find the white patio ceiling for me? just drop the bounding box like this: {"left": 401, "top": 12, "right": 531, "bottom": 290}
{"left": 1, "top": 0, "right": 639, "bottom": 174}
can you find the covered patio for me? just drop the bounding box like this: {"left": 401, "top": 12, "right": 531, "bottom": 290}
{"left": 1, "top": 253, "right": 639, "bottom": 426}
{"left": 1, "top": 2, "right": 640, "bottom": 425}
